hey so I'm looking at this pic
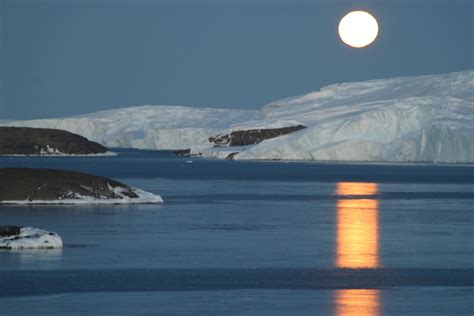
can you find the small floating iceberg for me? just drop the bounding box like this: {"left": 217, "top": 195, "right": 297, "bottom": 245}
{"left": 0, "top": 226, "right": 63, "bottom": 249}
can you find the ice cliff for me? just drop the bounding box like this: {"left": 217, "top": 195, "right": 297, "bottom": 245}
{"left": 3, "top": 106, "right": 261, "bottom": 150}
{"left": 233, "top": 70, "right": 474, "bottom": 163}
{"left": 3, "top": 70, "right": 473, "bottom": 163}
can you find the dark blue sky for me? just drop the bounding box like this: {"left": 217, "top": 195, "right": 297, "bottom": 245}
{"left": 1, "top": 0, "right": 473, "bottom": 119}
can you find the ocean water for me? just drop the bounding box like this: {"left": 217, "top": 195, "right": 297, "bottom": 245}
{"left": 0, "top": 149, "right": 473, "bottom": 315}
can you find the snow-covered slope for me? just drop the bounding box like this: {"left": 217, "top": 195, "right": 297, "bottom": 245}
{"left": 0, "top": 227, "right": 62, "bottom": 249}
{"left": 3, "top": 70, "right": 473, "bottom": 163}
{"left": 230, "top": 70, "right": 473, "bottom": 163}
{"left": 0, "top": 186, "right": 163, "bottom": 205}
{"left": 3, "top": 106, "right": 261, "bottom": 150}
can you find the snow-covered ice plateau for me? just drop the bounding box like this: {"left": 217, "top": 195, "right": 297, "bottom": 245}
{"left": 3, "top": 70, "right": 473, "bottom": 163}
{"left": 2, "top": 106, "right": 261, "bottom": 150}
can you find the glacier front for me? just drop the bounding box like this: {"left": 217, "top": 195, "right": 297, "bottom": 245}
{"left": 3, "top": 70, "right": 473, "bottom": 163}
{"left": 231, "top": 70, "right": 474, "bottom": 163}
{"left": 3, "top": 106, "right": 261, "bottom": 150}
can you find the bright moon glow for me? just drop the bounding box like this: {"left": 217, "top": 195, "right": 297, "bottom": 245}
{"left": 338, "top": 11, "right": 379, "bottom": 48}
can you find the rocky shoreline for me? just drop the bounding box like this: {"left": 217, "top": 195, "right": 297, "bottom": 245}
{"left": 174, "top": 126, "right": 307, "bottom": 158}
{"left": 209, "top": 125, "right": 306, "bottom": 147}
{"left": 0, "top": 226, "right": 22, "bottom": 237}
{"left": 0, "top": 168, "right": 163, "bottom": 204}
{"left": 0, "top": 126, "right": 110, "bottom": 156}
{"left": 0, "top": 226, "right": 63, "bottom": 249}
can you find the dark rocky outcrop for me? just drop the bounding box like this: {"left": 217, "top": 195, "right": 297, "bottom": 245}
{"left": 0, "top": 168, "right": 139, "bottom": 201}
{"left": 0, "top": 226, "right": 22, "bottom": 237}
{"left": 225, "top": 152, "right": 239, "bottom": 160}
{"left": 174, "top": 149, "right": 191, "bottom": 157}
{"left": 209, "top": 125, "right": 306, "bottom": 147}
{"left": 0, "top": 127, "right": 108, "bottom": 155}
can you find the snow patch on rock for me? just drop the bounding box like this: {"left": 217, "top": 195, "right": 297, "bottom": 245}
{"left": 0, "top": 186, "right": 163, "bottom": 204}
{"left": 0, "top": 227, "right": 63, "bottom": 249}
{"left": 2, "top": 146, "right": 117, "bottom": 157}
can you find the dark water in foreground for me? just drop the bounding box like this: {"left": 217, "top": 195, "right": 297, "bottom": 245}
{"left": 0, "top": 150, "right": 473, "bottom": 315}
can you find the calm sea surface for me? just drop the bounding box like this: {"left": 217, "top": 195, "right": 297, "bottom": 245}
{"left": 0, "top": 150, "right": 473, "bottom": 315}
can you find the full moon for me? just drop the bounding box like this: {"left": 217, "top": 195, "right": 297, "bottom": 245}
{"left": 338, "top": 11, "right": 379, "bottom": 48}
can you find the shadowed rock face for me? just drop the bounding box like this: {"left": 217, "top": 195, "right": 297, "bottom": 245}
{"left": 174, "top": 149, "right": 191, "bottom": 157}
{"left": 0, "top": 168, "right": 138, "bottom": 201}
{"left": 209, "top": 125, "right": 306, "bottom": 147}
{"left": 0, "top": 127, "right": 108, "bottom": 155}
{"left": 0, "top": 226, "right": 22, "bottom": 237}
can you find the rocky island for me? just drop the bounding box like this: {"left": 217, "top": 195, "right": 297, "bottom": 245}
{"left": 0, "top": 126, "right": 111, "bottom": 156}
{"left": 0, "top": 226, "right": 63, "bottom": 249}
{"left": 0, "top": 168, "right": 163, "bottom": 204}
